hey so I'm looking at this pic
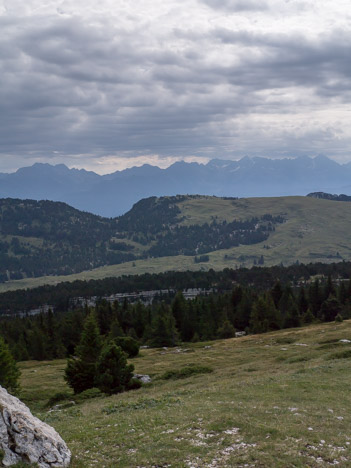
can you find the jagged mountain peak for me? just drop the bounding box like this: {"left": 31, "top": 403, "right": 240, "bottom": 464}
{"left": 1, "top": 156, "right": 351, "bottom": 217}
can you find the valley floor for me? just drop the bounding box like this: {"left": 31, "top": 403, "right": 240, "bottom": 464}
{"left": 20, "top": 320, "right": 351, "bottom": 467}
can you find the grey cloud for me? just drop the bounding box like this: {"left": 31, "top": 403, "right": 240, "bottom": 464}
{"left": 171, "top": 26, "right": 351, "bottom": 96}
{"left": 201, "top": 0, "right": 270, "bottom": 12}
{"left": 0, "top": 6, "right": 351, "bottom": 165}
{"left": 199, "top": 0, "right": 312, "bottom": 14}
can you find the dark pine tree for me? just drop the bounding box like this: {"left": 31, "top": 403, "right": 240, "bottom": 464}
{"left": 148, "top": 303, "right": 178, "bottom": 347}
{"left": 65, "top": 312, "right": 102, "bottom": 393}
{"left": 94, "top": 343, "right": 135, "bottom": 395}
{"left": 0, "top": 336, "right": 20, "bottom": 394}
{"left": 309, "top": 279, "right": 322, "bottom": 317}
{"left": 319, "top": 296, "right": 341, "bottom": 322}
{"left": 217, "top": 320, "right": 236, "bottom": 339}
{"left": 271, "top": 281, "right": 283, "bottom": 308}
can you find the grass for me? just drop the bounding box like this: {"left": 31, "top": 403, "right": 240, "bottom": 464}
{"left": 18, "top": 320, "right": 351, "bottom": 467}
{"left": 2, "top": 195, "right": 351, "bottom": 293}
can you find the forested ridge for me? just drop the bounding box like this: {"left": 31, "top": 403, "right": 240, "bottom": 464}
{"left": 0, "top": 198, "right": 130, "bottom": 280}
{"left": 0, "top": 196, "right": 285, "bottom": 281}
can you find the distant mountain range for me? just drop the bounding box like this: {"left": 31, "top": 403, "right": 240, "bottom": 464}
{"left": 1, "top": 156, "right": 351, "bottom": 216}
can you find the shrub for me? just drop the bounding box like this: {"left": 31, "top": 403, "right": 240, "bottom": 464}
{"left": 327, "top": 349, "right": 351, "bottom": 360}
{"left": 114, "top": 336, "right": 140, "bottom": 358}
{"left": 126, "top": 378, "right": 142, "bottom": 391}
{"left": 276, "top": 336, "right": 296, "bottom": 344}
{"left": 286, "top": 356, "right": 311, "bottom": 363}
{"left": 74, "top": 388, "right": 105, "bottom": 402}
{"left": 47, "top": 392, "right": 72, "bottom": 407}
{"left": 318, "top": 338, "right": 339, "bottom": 344}
{"left": 160, "top": 364, "right": 213, "bottom": 380}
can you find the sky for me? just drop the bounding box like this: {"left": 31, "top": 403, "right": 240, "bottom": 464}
{"left": 1, "top": 0, "right": 351, "bottom": 174}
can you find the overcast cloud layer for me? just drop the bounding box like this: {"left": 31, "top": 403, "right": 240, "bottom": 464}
{"left": 1, "top": 0, "right": 351, "bottom": 173}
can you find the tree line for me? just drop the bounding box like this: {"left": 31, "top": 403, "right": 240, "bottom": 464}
{"left": 2, "top": 260, "right": 351, "bottom": 315}
{"left": 1, "top": 274, "right": 351, "bottom": 364}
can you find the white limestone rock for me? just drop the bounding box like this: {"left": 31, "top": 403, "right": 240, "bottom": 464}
{"left": 0, "top": 385, "right": 71, "bottom": 467}
{"left": 133, "top": 374, "right": 152, "bottom": 384}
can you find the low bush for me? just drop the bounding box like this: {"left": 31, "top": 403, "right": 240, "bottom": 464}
{"left": 318, "top": 342, "right": 343, "bottom": 350}
{"left": 318, "top": 338, "right": 340, "bottom": 344}
{"left": 160, "top": 364, "right": 213, "bottom": 380}
{"left": 275, "top": 336, "right": 296, "bottom": 344}
{"left": 74, "top": 387, "right": 105, "bottom": 401}
{"left": 47, "top": 391, "right": 72, "bottom": 407}
{"left": 286, "top": 356, "right": 311, "bottom": 363}
{"left": 327, "top": 349, "right": 351, "bottom": 360}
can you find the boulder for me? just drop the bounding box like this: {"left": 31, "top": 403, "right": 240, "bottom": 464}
{"left": 0, "top": 385, "right": 71, "bottom": 467}
{"left": 133, "top": 374, "right": 152, "bottom": 384}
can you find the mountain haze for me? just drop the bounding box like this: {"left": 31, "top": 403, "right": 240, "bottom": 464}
{"left": 1, "top": 156, "right": 351, "bottom": 216}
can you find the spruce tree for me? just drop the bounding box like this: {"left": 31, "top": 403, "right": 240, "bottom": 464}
{"left": 297, "top": 287, "right": 309, "bottom": 315}
{"left": 148, "top": 304, "right": 178, "bottom": 347}
{"left": 0, "top": 337, "right": 20, "bottom": 394}
{"left": 338, "top": 282, "right": 348, "bottom": 305}
{"left": 199, "top": 302, "right": 216, "bottom": 340}
{"left": 319, "top": 296, "right": 341, "bottom": 322}
{"left": 45, "top": 309, "right": 65, "bottom": 359}
{"left": 250, "top": 297, "right": 269, "bottom": 334}
{"left": 323, "top": 275, "right": 335, "bottom": 301}
{"left": 29, "top": 327, "right": 46, "bottom": 360}
{"left": 180, "top": 301, "right": 196, "bottom": 342}
{"left": 65, "top": 312, "right": 102, "bottom": 393}
{"left": 302, "top": 308, "right": 314, "bottom": 324}
{"left": 271, "top": 281, "right": 283, "bottom": 308}
{"left": 231, "top": 286, "right": 243, "bottom": 310}
{"left": 309, "top": 279, "right": 322, "bottom": 317}
{"left": 233, "top": 291, "right": 251, "bottom": 330}
{"left": 250, "top": 295, "right": 281, "bottom": 334}
{"left": 172, "top": 292, "right": 187, "bottom": 329}
{"left": 108, "top": 318, "right": 125, "bottom": 339}
{"left": 133, "top": 302, "right": 147, "bottom": 338}
{"left": 94, "top": 343, "right": 134, "bottom": 394}
{"left": 96, "top": 300, "right": 113, "bottom": 335}
{"left": 217, "top": 320, "right": 236, "bottom": 339}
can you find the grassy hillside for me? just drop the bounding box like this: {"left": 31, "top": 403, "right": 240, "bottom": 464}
{"left": 1, "top": 195, "right": 351, "bottom": 292}
{"left": 19, "top": 320, "right": 351, "bottom": 467}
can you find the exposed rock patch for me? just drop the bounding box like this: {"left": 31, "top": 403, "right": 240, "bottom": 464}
{"left": 0, "top": 385, "right": 71, "bottom": 467}
{"left": 133, "top": 374, "right": 152, "bottom": 384}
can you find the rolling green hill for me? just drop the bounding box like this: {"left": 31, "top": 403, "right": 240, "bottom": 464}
{"left": 19, "top": 319, "right": 351, "bottom": 467}
{"left": 1, "top": 195, "right": 351, "bottom": 292}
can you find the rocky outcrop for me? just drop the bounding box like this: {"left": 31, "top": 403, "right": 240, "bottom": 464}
{"left": 0, "top": 385, "right": 71, "bottom": 467}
